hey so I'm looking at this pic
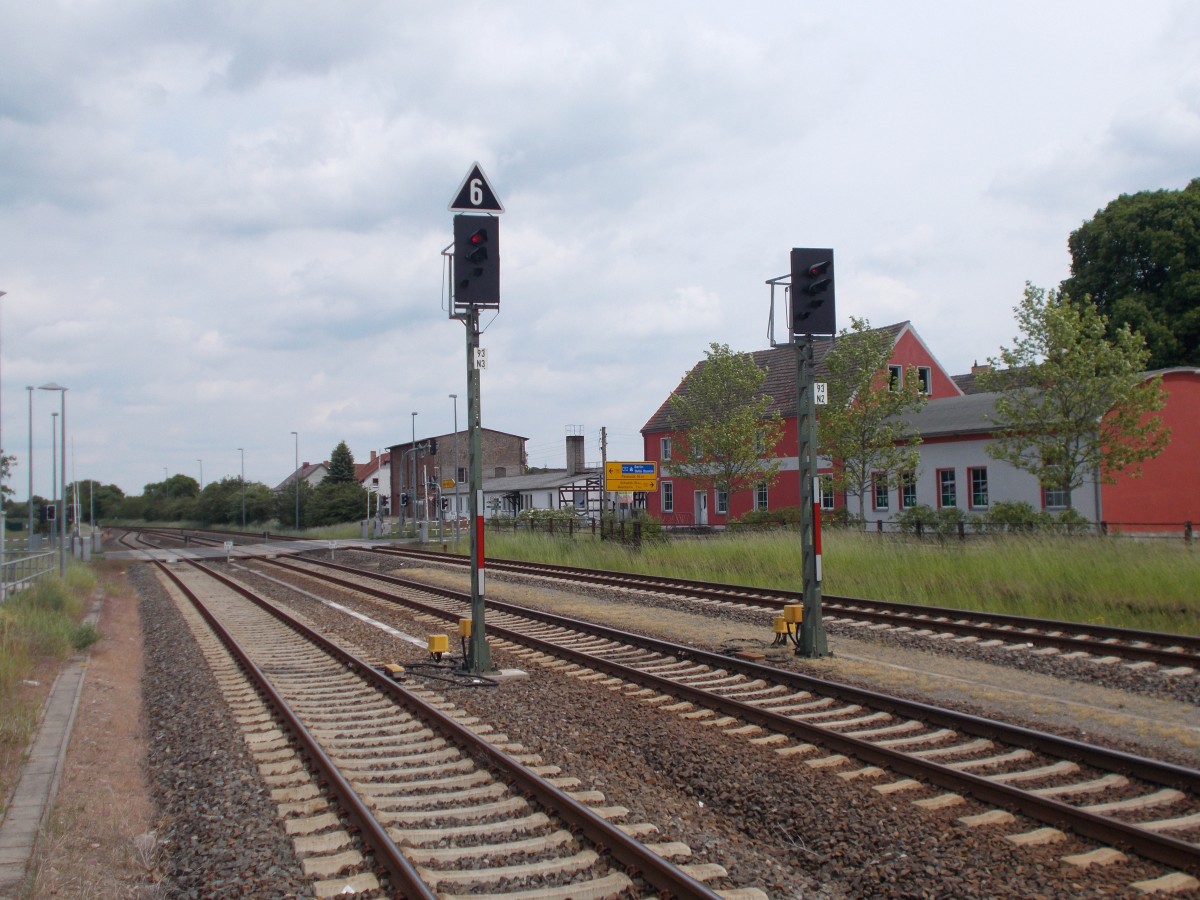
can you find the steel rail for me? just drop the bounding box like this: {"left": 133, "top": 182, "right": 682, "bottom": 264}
{"left": 122, "top": 528, "right": 1200, "bottom": 665}
{"left": 259, "top": 553, "right": 1200, "bottom": 877}
{"left": 152, "top": 560, "right": 435, "bottom": 898}
{"left": 178, "top": 558, "right": 724, "bottom": 900}
{"left": 368, "top": 545, "right": 1200, "bottom": 666}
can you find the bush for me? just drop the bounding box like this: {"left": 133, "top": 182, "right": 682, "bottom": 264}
{"left": 730, "top": 506, "right": 804, "bottom": 529}
{"left": 1054, "top": 507, "right": 1092, "bottom": 535}
{"left": 981, "top": 501, "right": 1093, "bottom": 534}
{"left": 983, "top": 501, "right": 1045, "bottom": 533}
{"left": 821, "top": 507, "right": 865, "bottom": 530}
{"left": 895, "top": 504, "right": 970, "bottom": 538}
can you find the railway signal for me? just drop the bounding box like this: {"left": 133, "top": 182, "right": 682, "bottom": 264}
{"left": 765, "top": 246, "right": 835, "bottom": 657}
{"left": 790, "top": 247, "right": 836, "bottom": 336}
{"left": 453, "top": 215, "right": 500, "bottom": 309}
{"left": 446, "top": 162, "right": 506, "bottom": 676}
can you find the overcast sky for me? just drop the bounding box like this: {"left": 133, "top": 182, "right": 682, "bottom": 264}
{"left": 2, "top": 1, "right": 1198, "bottom": 498}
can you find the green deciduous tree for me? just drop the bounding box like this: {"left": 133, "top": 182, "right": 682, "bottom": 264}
{"left": 308, "top": 481, "right": 369, "bottom": 526}
{"left": 0, "top": 453, "right": 15, "bottom": 501}
{"left": 65, "top": 480, "right": 125, "bottom": 522}
{"left": 326, "top": 440, "right": 357, "bottom": 484}
{"left": 1060, "top": 178, "right": 1200, "bottom": 368}
{"left": 663, "top": 342, "right": 784, "bottom": 506}
{"left": 977, "top": 283, "right": 1169, "bottom": 509}
{"left": 818, "top": 318, "right": 927, "bottom": 521}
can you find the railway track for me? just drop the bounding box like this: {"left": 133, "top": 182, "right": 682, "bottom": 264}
{"left": 241, "top": 550, "right": 1200, "bottom": 887}
{"left": 363, "top": 545, "right": 1200, "bottom": 672}
{"left": 123, "top": 528, "right": 1199, "bottom": 672}
{"left": 135, "top": 543, "right": 749, "bottom": 898}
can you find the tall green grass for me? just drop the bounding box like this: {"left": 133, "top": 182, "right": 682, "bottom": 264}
{"left": 0, "top": 567, "right": 100, "bottom": 764}
{"left": 480, "top": 530, "right": 1200, "bottom": 635}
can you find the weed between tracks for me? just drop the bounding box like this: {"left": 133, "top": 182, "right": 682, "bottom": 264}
{"left": 473, "top": 530, "right": 1200, "bottom": 635}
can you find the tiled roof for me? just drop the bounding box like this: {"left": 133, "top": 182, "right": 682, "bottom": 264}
{"left": 641, "top": 322, "right": 909, "bottom": 433}
{"left": 482, "top": 469, "right": 600, "bottom": 492}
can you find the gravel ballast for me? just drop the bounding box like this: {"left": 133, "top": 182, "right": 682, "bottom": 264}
{"left": 122, "top": 552, "right": 1198, "bottom": 897}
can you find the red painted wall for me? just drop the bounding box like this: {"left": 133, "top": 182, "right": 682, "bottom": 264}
{"left": 1100, "top": 371, "right": 1200, "bottom": 533}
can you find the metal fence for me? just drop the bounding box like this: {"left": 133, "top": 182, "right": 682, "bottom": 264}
{"left": 0, "top": 549, "right": 59, "bottom": 602}
{"left": 862, "top": 519, "right": 1195, "bottom": 541}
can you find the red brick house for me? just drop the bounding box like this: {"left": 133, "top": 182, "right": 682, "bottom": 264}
{"left": 641, "top": 324, "right": 1199, "bottom": 533}
{"left": 641, "top": 322, "right": 962, "bottom": 526}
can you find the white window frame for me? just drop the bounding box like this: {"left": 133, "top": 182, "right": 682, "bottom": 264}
{"left": 819, "top": 475, "right": 835, "bottom": 511}
{"left": 660, "top": 436, "right": 672, "bottom": 461}
{"left": 662, "top": 480, "right": 674, "bottom": 513}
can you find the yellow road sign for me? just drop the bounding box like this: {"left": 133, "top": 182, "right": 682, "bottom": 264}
{"left": 605, "top": 461, "right": 658, "bottom": 492}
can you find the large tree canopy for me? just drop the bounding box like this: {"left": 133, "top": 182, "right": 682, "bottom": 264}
{"left": 1060, "top": 178, "right": 1200, "bottom": 369}
{"left": 663, "top": 342, "right": 784, "bottom": 503}
{"left": 978, "top": 283, "right": 1168, "bottom": 509}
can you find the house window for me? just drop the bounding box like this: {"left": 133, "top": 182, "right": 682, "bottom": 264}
{"left": 1043, "top": 485, "right": 1069, "bottom": 510}
{"left": 756, "top": 482, "right": 769, "bottom": 510}
{"left": 457, "top": 467, "right": 467, "bottom": 484}
{"left": 662, "top": 481, "right": 674, "bottom": 513}
{"left": 660, "top": 436, "right": 672, "bottom": 460}
{"left": 716, "top": 490, "right": 728, "bottom": 514}
{"left": 938, "top": 469, "right": 957, "bottom": 508}
{"left": 888, "top": 365, "right": 903, "bottom": 392}
{"left": 872, "top": 473, "right": 889, "bottom": 511}
{"left": 969, "top": 467, "right": 989, "bottom": 509}
{"left": 917, "top": 366, "right": 932, "bottom": 395}
{"left": 899, "top": 471, "right": 917, "bottom": 509}
{"left": 819, "top": 475, "right": 835, "bottom": 511}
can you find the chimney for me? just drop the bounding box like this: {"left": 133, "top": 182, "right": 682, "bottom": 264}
{"left": 370, "top": 450, "right": 377, "bottom": 462}
{"left": 566, "top": 434, "right": 586, "bottom": 476}
{"left": 971, "top": 361, "right": 992, "bottom": 375}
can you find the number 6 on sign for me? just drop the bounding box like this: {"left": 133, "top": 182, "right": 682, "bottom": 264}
{"left": 474, "top": 348, "right": 488, "bottom": 369}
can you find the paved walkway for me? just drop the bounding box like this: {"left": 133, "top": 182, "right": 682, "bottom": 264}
{"left": 0, "top": 602, "right": 100, "bottom": 896}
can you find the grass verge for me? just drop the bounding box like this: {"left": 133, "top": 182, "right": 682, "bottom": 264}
{"left": 0, "top": 566, "right": 100, "bottom": 804}
{"left": 480, "top": 529, "right": 1200, "bottom": 635}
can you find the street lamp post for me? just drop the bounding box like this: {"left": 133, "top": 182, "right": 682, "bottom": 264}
{"left": 238, "top": 448, "right": 245, "bottom": 528}
{"left": 26, "top": 386, "right": 33, "bottom": 548}
{"left": 449, "top": 394, "right": 459, "bottom": 541}
{"left": 39, "top": 383, "right": 67, "bottom": 577}
{"left": 50, "top": 413, "right": 57, "bottom": 542}
{"left": 291, "top": 431, "right": 299, "bottom": 530}
{"left": 197, "top": 459, "right": 203, "bottom": 491}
